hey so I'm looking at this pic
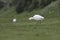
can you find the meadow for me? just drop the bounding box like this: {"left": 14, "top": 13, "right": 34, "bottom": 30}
{"left": 0, "top": 0, "right": 60, "bottom": 40}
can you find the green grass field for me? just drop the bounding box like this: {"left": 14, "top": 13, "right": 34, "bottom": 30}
{"left": 0, "top": 0, "right": 60, "bottom": 40}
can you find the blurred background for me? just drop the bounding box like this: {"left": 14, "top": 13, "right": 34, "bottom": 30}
{"left": 0, "top": 0, "right": 60, "bottom": 40}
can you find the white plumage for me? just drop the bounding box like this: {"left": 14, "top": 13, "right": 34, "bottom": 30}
{"left": 29, "top": 14, "right": 44, "bottom": 21}
{"left": 12, "top": 18, "right": 16, "bottom": 22}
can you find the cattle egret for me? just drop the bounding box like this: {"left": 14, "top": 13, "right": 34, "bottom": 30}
{"left": 29, "top": 14, "right": 44, "bottom": 23}
{"left": 29, "top": 14, "right": 44, "bottom": 21}
{"left": 12, "top": 18, "right": 16, "bottom": 23}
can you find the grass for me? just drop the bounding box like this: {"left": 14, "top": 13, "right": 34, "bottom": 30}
{"left": 0, "top": 0, "right": 60, "bottom": 40}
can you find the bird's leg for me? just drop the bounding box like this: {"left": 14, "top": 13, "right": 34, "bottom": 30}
{"left": 35, "top": 20, "right": 38, "bottom": 24}
{"left": 39, "top": 20, "right": 41, "bottom": 24}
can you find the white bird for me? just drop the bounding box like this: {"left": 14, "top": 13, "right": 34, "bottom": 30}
{"left": 12, "top": 18, "right": 16, "bottom": 23}
{"left": 29, "top": 14, "right": 44, "bottom": 21}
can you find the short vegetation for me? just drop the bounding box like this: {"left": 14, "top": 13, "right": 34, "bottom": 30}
{"left": 0, "top": 0, "right": 60, "bottom": 40}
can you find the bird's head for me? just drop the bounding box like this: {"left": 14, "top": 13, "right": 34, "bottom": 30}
{"left": 13, "top": 18, "right": 16, "bottom": 22}
{"left": 29, "top": 17, "right": 33, "bottom": 20}
{"left": 41, "top": 17, "right": 44, "bottom": 20}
